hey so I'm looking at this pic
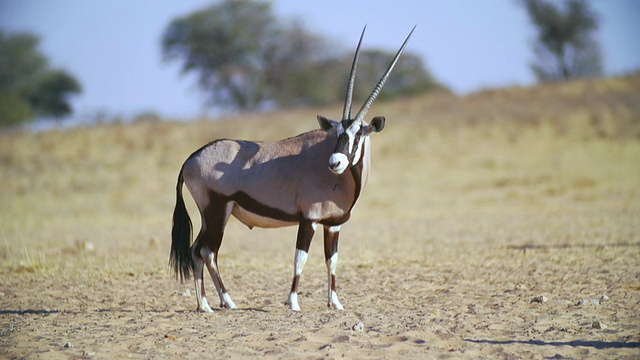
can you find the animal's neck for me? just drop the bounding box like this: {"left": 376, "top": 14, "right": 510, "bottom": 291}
{"left": 348, "top": 136, "right": 371, "bottom": 211}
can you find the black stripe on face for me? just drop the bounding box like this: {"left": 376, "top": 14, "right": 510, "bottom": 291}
{"left": 333, "top": 123, "right": 363, "bottom": 164}
{"left": 334, "top": 132, "right": 351, "bottom": 155}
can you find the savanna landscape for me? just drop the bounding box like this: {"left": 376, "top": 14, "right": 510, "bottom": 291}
{"left": 1, "top": 75, "right": 639, "bottom": 359}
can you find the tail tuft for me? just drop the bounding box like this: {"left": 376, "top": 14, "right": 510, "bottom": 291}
{"left": 170, "top": 168, "right": 193, "bottom": 282}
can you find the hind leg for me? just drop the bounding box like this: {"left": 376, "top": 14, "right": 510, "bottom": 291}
{"left": 199, "top": 200, "right": 237, "bottom": 309}
{"left": 202, "top": 250, "right": 237, "bottom": 309}
{"left": 191, "top": 233, "right": 214, "bottom": 313}
{"left": 191, "top": 197, "right": 237, "bottom": 311}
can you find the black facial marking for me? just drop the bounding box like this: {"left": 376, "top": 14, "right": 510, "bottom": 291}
{"left": 332, "top": 123, "right": 364, "bottom": 165}
{"left": 335, "top": 132, "right": 350, "bottom": 155}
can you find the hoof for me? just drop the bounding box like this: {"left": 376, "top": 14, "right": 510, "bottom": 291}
{"left": 197, "top": 305, "right": 215, "bottom": 313}
{"left": 197, "top": 298, "right": 214, "bottom": 313}
{"left": 328, "top": 291, "right": 344, "bottom": 310}
{"left": 220, "top": 293, "right": 238, "bottom": 309}
{"left": 286, "top": 292, "right": 301, "bottom": 311}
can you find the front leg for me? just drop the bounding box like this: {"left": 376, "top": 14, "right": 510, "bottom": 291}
{"left": 324, "top": 225, "right": 344, "bottom": 310}
{"left": 286, "top": 220, "right": 316, "bottom": 311}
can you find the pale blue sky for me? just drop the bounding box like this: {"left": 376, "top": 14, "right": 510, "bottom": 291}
{"left": 1, "top": 0, "right": 639, "bottom": 121}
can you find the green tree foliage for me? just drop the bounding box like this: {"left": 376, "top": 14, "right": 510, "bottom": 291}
{"left": 162, "top": 0, "right": 277, "bottom": 111}
{"left": 0, "top": 31, "right": 81, "bottom": 127}
{"left": 162, "top": 0, "right": 443, "bottom": 112}
{"left": 521, "top": 0, "right": 603, "bottom": 82}
{"left": 261, "top": 19, "right": 338, "bottom": 108}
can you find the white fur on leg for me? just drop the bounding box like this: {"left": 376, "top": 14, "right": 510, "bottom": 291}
{"left": 328, "top": 290, "right": 344, "bottom": 310}
{"left": 294, "top": 249, "right": 308, "bottom": 275}
{"left": 198, "top": 297, "right": 214, "bottom": 313}
{"left": 287, "top": 292, "right": 300, "bottom": 311}
{"left": 220, "top": 292, "right": 238, "bottom": 309}
{"left": 326, "top": 253, "right": 344, "bottom": 310}
{"left": 194, "top": 264, "right": 214, "bottom": 313}
{"left": 286, "top": 249, "right": 308, "bottom": 311}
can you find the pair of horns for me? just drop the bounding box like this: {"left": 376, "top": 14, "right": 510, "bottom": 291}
{"left": 342, "top": 25, "right": 416, "bottom": 123}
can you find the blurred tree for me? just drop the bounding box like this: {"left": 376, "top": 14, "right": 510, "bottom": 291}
{"left": 0, "top": 31, "right": 81, "bottom": 127}
{"left": 162, "top": 0, "right": 444, "bottom": 113}
{"left": 353, "top": 50, "right": 446, "bottom": 102}
{"left": 162, "top": 0, "right": 279, "bottom": 111}
{"left": 284, "top": 50, "right": 447, "bottom": 109}
{"left": 261, "top": 19, "right": 338, "bottom": 108}
{"left": 521, "top": 0, "right": 603, "bottom": 82}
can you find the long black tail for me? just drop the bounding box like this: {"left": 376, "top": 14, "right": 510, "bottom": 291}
{"left": 170, "top": 167, "right": 194, "bottom": 282}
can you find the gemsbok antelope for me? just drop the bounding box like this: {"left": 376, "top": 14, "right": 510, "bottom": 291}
{"left": 171, "top": 26, "right": 415, "bottom": 312}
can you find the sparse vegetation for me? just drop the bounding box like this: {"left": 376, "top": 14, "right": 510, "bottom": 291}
{"left": 1, "top": 76, "right": 638, "bottom": 358}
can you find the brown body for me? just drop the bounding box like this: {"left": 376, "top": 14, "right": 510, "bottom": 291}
{"left": 182, "top": 129, "right": 368, "bottom": 229}
{"left": 170, "top": 26, "right": 414, "bottom": 312}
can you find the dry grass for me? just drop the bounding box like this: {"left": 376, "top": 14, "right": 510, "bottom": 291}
{"left": 1, "top": 75, "right": 639, "bottom": 358}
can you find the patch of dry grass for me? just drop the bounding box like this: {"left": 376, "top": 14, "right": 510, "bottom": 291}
{"left": 1, "top": 75, "right": 638, "bottom": 271}
{"left": 1, "top": 75, "right": 639, "bottom": 359}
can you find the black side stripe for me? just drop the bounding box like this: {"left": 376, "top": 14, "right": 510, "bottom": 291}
{"left": 227, "top": 191, "right": 301, "bottom": 223}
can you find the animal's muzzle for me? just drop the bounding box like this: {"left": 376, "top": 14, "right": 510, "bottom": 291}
{"left": 328, "top": 153, "right": 349, "bottom": 174}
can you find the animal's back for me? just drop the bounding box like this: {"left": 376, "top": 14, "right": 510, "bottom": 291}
{"left": 181, "top": 130, "right": 343, "bottom": 218}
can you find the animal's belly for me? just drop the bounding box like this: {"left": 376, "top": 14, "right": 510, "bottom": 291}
{"left": 231, "top": 204, "right": 297, "bottom": 229}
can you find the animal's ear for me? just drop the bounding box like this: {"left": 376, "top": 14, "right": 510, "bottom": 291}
{"left": 317, "top": 115, "right": 339, "bottom": 131}
{"left": 364, "top": 116, "right": 385, "bottom": 135}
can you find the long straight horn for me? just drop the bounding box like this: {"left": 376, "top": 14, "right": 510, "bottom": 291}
{"left": 342, "top": 25, "right": 367, "bottom": 121}
{"left": 354, "top": 25, "right": 416, "bottom": 123}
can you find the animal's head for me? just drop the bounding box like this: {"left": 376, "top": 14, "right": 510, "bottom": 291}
{"left": 317, "top": 26, "right": 415, "bottom": 175}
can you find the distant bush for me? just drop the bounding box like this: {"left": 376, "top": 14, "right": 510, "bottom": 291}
{"left": 0, "top": 92, "right": 33, "bottom": 127}
{"left": 0, "top": 31, "right": 81, "bottom": 127}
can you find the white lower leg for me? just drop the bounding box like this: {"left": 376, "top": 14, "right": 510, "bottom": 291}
{"left": 220, "top": 292, "right": 238, "bottom": 309}
{"left": 194, "top": 277, "right": 214, "bottom": 313}
{"left": 326, "top": 253, "right": 344, "bottom": 310}
{"left": 192, "top": 256, "right": 214, "bottom": 313}
{"left": 210, "top": 269, "right": 237, "bottom": 310}
{"left": 328, "top": 290, "right": 343, "bottom": 310}
{"left": 287, "top": 292, "right": 300, "bottom": 311}
{"left": 287, "top": 249, "right": 308, "bottom": 311}
{"left": 203, "top": 253, "right": 238, "bottom": 310}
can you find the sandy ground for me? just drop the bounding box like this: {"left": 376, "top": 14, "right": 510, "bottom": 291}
{"left": 2, "top": 210, "right": 638, "bottom": 359}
